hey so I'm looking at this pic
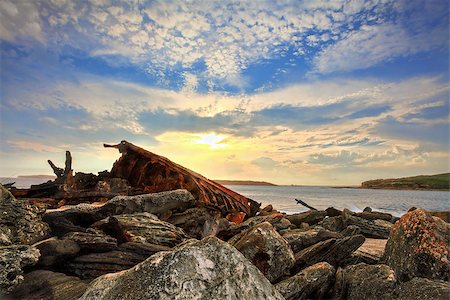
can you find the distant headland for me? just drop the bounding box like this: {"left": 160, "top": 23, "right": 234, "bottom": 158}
{"left": 361, "top": 173, "right": 450, "bottom": 191}
{"left": 215, "top": 180, "right": 277, "bottom": 186}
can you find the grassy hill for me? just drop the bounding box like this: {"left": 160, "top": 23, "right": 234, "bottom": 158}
{"left": 361, "top": 173, "right": 450, "bottom": 190}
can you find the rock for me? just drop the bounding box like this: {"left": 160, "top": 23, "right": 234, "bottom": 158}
{"left": 363, "top": 206, "right": 372, "bottom": 212}
{"left": 44, "top": 189, "right": 196, "bottom": 228}
{"left": 0, "top": 245, "right": 40, "bottom": 294}
{"left": 230, "top": 222, "right": 295, "bottom": 282}
{"left": 275, "top": 262, "right": 335, "bottom": 300}
{"left": 261, "top": 204, "right": 273, "bottom": 213}
{"left": 430, "top": 211, "right": 449, "bottom": 223}
{"left": 393, "top": 277, "right": 449, "bottom": 300}
{"left": 0, "top": 185, "right": 50, "bottom": 245}
{"left": 341, "top": 238, "right": 387, "bottom": 266}
{"left": 319, "top": 215, "right": 346, "bottom": 232}
{"left": 282, "top": 226, "right": 342, "bottom": 252}
{"left": 34, "top": 237, "right": 80, "bottom": 267}
{"left": 118, "top": 242, "right": 170, "bottom": 257}
{"left": 166, "top": 207, "right": 226, "bottom": 239}
{"left": 382, "top": 208, "right": 449, "bottom": 281}
{"left": 342, "top": 209, "right": 392, "bottom": 238}
{"left": 79, "top": 236, "right": 284, "bottom": 300}
{"left": 62, "top": 230, "right": 118, "bottom": 253}
{"left": 286, "top": 210, "right": 326, "bottom": 226}
{"left": 66, "top": 250, "right": 147, "bottom": 279}
{"left": 92, "top": 213, "right": 188, "bottom": 247}
{"left": 45, "top": 216, "right": 87, "bottom": 237}
{"left": 340, "top": 225, "right": 361, "bottom": 237}
{"left": 336, "top": 263, "right": 397, "bottom": 300}
{"left": 7, "top": 270, "right": 88, "bottom": 300}
{"left": 353, "top": 211, "right": 393, "bottom": 222}
{"left": 326, "top": 207, "right": 342, "bottom": 217}
{"left": 291, "top": 234, "right": 365, "bottom": 273}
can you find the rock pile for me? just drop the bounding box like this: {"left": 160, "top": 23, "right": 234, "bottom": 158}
{"left": 1, "top": 143, "right": 449, "bottom": 299}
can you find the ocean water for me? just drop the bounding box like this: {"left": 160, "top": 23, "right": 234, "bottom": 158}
{"left": 2, "top": 177, "right": 448, "bottom": 216}
{"left": 224, "top": 185, "right": 450, "bottom": 216}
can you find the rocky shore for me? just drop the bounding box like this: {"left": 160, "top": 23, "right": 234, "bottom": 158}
{"left": 1, "top": 141, "right": 449, "bottom": 299}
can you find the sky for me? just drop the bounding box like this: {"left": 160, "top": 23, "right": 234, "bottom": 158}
{"left": 0, "top": 0, "right": 449, "bottom": 185}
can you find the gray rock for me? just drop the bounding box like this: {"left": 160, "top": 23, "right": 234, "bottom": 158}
{"left": 282, "top": 226, "right": 342, "bottom": 253}
{"left": 79, "top": 236, "right": 285, "bottom": 300}
{"left": 0, "top": 185, "right": 50, "bottom": 246}
{"left": 319, "top": 215, "right": 346, "bottom": 232}
{"left": 275, "top": 262, "right": 335, "bottom": 300}
{"left": 341, "top": 238, "right": 387, "bottom": 266}
{"left": 92, "top": 212, "right": 188, "bottom": 247}
{"left": 337, "top": 263, "right": 397, "bottom": 300}
{"left": 340, "top": 225, "right": 361, "bottom": 237}
{"left": 44, "top": 189, "right": 195, "bottom": 228}
{"left": 393, "top": 277, "right": 449, "bottom": 300}
{"left": 7, "top": 270, "right": 88, "bottom": 300}
{"left": 167, "top": 207, "right": 226, "bottom": 239}
{"left": 62, "top": 230, "right": 118, "bottom": 253}
{"left": 286, "top": 210, "right": 327, "bottom": 226}
{"left": 382, "top": 208, "right": 450, "bottom": 281}
{"left": 342, "top": 209, "right": 392, "bottom": 238}
{"left": 0, "top": 245, "right": 40, "bottom": 294}
{"left": 34, "top": 237, "right": 80, "bottom": 267}
{"left": 66, "top": 250, "right": 147, "bottom": 279}
{"left": 291, "top": 234, "right": 365, "bottom": 273}
{"left": 230, "top": 222, "right": 295, "bottom": 282}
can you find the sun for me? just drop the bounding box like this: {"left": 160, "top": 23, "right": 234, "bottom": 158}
{"left": 194, "top": 133, "right": 228, "bottom": 149}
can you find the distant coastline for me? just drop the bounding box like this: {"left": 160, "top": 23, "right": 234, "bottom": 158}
{"left": 17, "top": 175, "right": 56, "bottom": 180}
{"left": 360, "top": 173, "right": 449, "bottom": 191}
{"left": 215, "top": 180, "right": 277, "bottom": 186}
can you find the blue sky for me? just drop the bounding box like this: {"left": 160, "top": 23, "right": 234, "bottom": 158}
{"left": 0, "top": 0, "right": 449, "bottom": 185}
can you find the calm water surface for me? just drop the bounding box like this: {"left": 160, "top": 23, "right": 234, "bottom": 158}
{"left": 225, "top": 185, "right": 450, "bottom": 216}
{"left": 2, "top": 178, "right": 448, "bottom": 216}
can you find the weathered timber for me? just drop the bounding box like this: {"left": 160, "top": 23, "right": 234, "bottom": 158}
{"left": 105, "top": 140, "right": 260, "bottom": 219}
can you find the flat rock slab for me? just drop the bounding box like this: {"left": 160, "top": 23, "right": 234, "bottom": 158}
{"left": 282, "top": 226, "right": 342, "bottom": 252}
{"left": 79, "top": 236, "right": 284, "bottom": 300}
{"left": 62, "top": 230, "right": 118, "bottom": 253}
{"left": 7, "top": 270, "right": 88, "bottom": 300}
{"left": 393, "top": 277, "right": 450, "bottom": 300}
{"left": 275, "top": 262, "right": 335, "bottom": 300}
{"left": 34, "top": 237, "right": 80, "bottom": 267}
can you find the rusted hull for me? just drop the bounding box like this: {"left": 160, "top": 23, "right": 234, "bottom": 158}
{"left": 106, "top": 141, "right": 260, "bottom": 218}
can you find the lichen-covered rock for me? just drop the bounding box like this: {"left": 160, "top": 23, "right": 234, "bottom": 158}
{"left": 92, "top": 212, "right": 188, "bottom": 247}
{"left": 7, "top": 270, "right": 88, "bottom": 300}
{"left": 34, "top": 237, "right": 80, "bottom": 267}
{"left": 62, "top": 230, "right": 118, "bottom": 253}
{"left": 0, "top": 185, "right": 50, "bottom": 246}
{"left": 393, "top": 277, "right": 449, "bottom": 300}
{"left": 79, "top": 236, "right": 284, "bottom": 300}
{"left": 336, "top": 263, "right": 397, "bottom": 300}
{"left": 382, "top": 208, "right": 449, "bottom": 281}
{"left": 230, "top": 222, "right": 295, "bottom": 282}
{"left": 291, "top": 234, "right": 365, "bottom": 273}
{"left": 282, "top": 226, "right": 342, "bottom": 252}
{"left": 0, "top": 245, "right": 40, "bottom": 294}
{"left": 275, "top": 262, "right": 335, "bottom": 300}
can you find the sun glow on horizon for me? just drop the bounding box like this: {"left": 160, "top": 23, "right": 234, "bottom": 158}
{"left": 194, "top": 133, "right": 228, "bottom": 149}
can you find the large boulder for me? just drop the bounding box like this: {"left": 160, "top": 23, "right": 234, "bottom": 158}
{"left": 291, "top": 234, "right": 365, "bottom": 273}
{"left": 382, "top": 208, "right": 449, "bottom": 281}
{"left": 275, "top": 262, "right": 335, "bottom": 300}
{"left": 79, "top": 237, "right": 284, "bottom": 299}
{"left": 34, "top": 237, "right": 80, "bottom": 267}
{"left": 393, "top": 277, "right": 449, "bottom": 299}
{"left": 0, "top": 185, "right": 50, "bottom": 245}
{"left": 91, "top": 212, "right": 187, "bottom": 247}
{"left": 282, "top": 226, "right": 342, "bottom": 252}
{"left": 334, "top": 263, "right": 397, "bottom": 300}
{"left": 7, "top": 270, "right": 88, "bottom": 300}
{"left": 0, "top": 245, "right": 40, "bottom": 294}
{"left": 230, "top": 222, "right": 295, "bottom": 282}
